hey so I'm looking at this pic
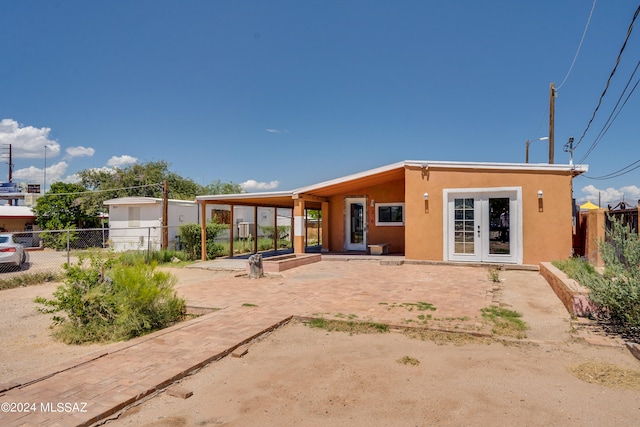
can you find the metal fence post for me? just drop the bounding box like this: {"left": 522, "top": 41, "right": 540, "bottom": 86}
{"left": 147, "top": 227, "right": 152, "bottom": 263}
{"left": 67, "top": 230, "right": 70, "bottom": 266}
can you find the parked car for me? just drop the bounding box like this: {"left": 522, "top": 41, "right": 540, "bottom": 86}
{"left": 0, "top": 233, "right": 26, "bottom": 271}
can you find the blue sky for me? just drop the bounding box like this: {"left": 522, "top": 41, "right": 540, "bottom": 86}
{"left": 1, "top": 0, "right": 639, "bottom": 205}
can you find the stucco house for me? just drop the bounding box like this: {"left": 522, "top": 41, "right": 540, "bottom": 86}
{"left": 0, "top": 205, "right": 36, "bottom": 232}
{"left": 196, "top": 160, "right": 587, "bottom": 265}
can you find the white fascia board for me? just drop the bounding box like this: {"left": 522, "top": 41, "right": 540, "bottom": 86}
{"left": 195, "top": 190, "right": 294, "bottom": 202}
{"left": 103, "top": 197, "right": 161, "bottom": 206}
{"left": 404, "top": 160, "right": 588, "bottom": 174}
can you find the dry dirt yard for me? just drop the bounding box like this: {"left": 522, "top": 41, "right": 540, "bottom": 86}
{"left": 1, "top": 268, "right": 639, "bottom": 426}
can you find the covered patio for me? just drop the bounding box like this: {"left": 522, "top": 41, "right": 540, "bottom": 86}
{"left": 195, "top": 191, "right": 326, "bottom": 260}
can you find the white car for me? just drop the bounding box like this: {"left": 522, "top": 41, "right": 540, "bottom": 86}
{"left": 0, "top": 233, "right": 26, "bottom": 271}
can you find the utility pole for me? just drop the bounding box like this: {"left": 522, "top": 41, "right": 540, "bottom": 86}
{"left": 162, "top": 180, "right": 168, "bottom": 250}
{"left": 549, "top": 82, "right": 556, "bottom": 164}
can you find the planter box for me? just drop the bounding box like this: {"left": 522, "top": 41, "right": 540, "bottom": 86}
{"left": 539, "top": 262, "right": 597, "bottom": 317}
{"left": 246, "top": 253, "right": 321, "bottom": 273}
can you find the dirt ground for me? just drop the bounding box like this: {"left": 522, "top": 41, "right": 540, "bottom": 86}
{"left": 103, "top": 321, "right": 640, "bottom": 427}
{"left": 1, "top": 268, "right": 639, "bottom": 426}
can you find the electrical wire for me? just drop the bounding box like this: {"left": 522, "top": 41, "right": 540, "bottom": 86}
{"left": 38, "top": 183, "right": 163, "bottom": 197}
{"left": 557, "top": 0, "right": 597, "bottom": 90}
{"left": 583, "top": 159, "right": 640, "bottom": 180}
{"left": 573, "top": 3, "right": 640, "bottom": 152}
{"left": 577, "top": 58, "right": 640, "bottom": 163}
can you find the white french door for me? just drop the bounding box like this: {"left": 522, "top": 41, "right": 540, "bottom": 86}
{"left": 446, "top": 190, "right": 520, "bottom": 263}
{"left": 345, "top": 198, "right": 367, "bottom": 251}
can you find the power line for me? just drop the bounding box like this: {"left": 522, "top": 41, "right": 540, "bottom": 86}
{"left": 583, "top": 158, "right": 640, "bottom": 180}
{"left": 573, "top": 3, "right": 640, "bottom": 152}
{"left": 557, "top": 0, "right": 597, "bottom": 90}
{"left": 39, "top": 183, "right": 163, "bottom": 197}
{"left": 577, "top": 58, "right": 640, "bottom": 163}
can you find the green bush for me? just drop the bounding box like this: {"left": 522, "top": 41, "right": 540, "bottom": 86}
{"left": 552, "top": 257, "right": 596, "bottom": 280}
{"left": 576, "top": 216, "right": 640, "bottom": 335}
{"left": 35, "top": 252, "right": 185, "bottom": 343}
{"left": 259, "top": 225, "right": 290, "bottom": 241}
{"left": 178, "top": 221, "right": 228, "bottom": 260}
{"left": 117, "top": 249, "right": 190, "bottom": 266}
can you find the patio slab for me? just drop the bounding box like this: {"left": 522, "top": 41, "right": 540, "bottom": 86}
{"left": 0, "top": 260, "right": 569, "bottom": 426}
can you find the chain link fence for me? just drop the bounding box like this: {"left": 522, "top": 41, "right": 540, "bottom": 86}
{"left": 1, "top": 220, "right": 323, "bottom": 278}
{"left": 1, "top": 226, "right": 185, "bottom": 278}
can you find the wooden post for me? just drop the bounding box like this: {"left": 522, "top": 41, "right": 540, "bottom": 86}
{"left": 549, "top": 82, "right": 555, "bottom": 164}
{"left": 273, "top": 207, "right": 278, "bottom": 255}
{"left": 321, "top": 201, "right": 330, "bottom": 252}
{"left": 162, "top": 180, "right": 168, "bottom": 250}
{"left": 229, "top": 205, "right": 234, "bottom": 258}
{"left": 200, "top": 201, "right": 207, "bottom": 261}
{"left": 253, "top": 205, "right": 258, "bottom": 254}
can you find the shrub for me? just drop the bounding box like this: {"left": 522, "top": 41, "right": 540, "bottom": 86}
{"left": 178, "top": 221, "right": 228, "bottom": 260}
{"left": 576, "top": 215, "right": 640, "bottom": 336}
{"left": 552, "top": 257, "right": 596, "bottom": 280}
{"left": 35, "top": 252, "right": 185, "bottom": 343}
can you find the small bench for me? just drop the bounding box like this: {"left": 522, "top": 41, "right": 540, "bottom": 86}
{"left": 368, "top": 243, "right": 390, "bottom": 255}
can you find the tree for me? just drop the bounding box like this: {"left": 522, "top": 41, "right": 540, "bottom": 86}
{"left": 201, "top": 179, "right": 243, "bottom": 195}
{"left": 33, "top": 182, "right": 97, "bottom": 229}
{"left": 76, "top": 161, "right": 202, "bottom": 216}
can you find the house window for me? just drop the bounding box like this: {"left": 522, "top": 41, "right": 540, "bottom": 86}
{"left": 375, "top": 203, "right": 405, "bottom": 226}
{"left": 128, "top": 207, "right": 140, "bottom": 227}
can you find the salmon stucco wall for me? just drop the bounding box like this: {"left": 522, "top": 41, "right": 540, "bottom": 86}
{"left": 328, "top": 179, "right": 405, "bottom": 253}
{"left": 403, "top": 165, "right": 575, "bottom": 265}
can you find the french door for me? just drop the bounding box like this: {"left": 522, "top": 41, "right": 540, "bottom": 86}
{"left": 446, "top": 190, "right": 520, "bottom": 263}
{"left": 345, "top": 198, "right": 367, "bottom": 251}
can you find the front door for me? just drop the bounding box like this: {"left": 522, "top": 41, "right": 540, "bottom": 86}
{"left": 345, "top": 198, "right": 367, "bottom": 251}
{"left": 447, "top": 191, "right": 519, "bottom": 263}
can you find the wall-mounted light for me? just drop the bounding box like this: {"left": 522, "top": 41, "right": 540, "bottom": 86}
{"left": 370, "top": 199, "right": 375, "bottom": 207}
{"left": 538, "top": 190, "right": 544, "bottom": 212}
{"left": 423, "top": 192, "right": 429, "bottom": 201}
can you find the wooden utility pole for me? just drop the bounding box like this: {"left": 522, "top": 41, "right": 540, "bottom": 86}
{"left": 162, "top": 180, "right": 168, "bottom": 250}
{"left": 549, "top": 82, "right": 556, "bottom": 164}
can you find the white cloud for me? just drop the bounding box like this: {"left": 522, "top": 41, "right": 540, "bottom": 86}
{"left": 66, "top": 146, "right": 95, "bottom": 158}
{"left": 0, "top": 118, "right": 60, "bottom": 158}
{"left": 580, "top": 184, "right": 640, "bottom": 206}
{"left": 265, "top": 128, "right": 289, "bottom": 134}
{"left": 240, "top": 179, "right": 280, "bottom": 191}
{"left": 13, "top": 161, "right": 69, "bottom": 186}
{"left": 107, "top": 155, "right": 138, "bottom": 167}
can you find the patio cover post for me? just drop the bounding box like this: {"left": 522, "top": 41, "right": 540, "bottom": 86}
{"left": 229, "top": 205, "right": 234, "bottom": 258}
{"left": 273, "top": 207, "right": 278, "bottom": 254}
{"left": 322, "top": 201, "right": 330, "bottom": 252}
{"left": 200, "top": 201, "right": 207, "bottom": 261}
{"left": 293, "top": 198, "right": 305, "bottom": 254}
{"left": 253, "top": 205, "right": 258, "bottom": 254}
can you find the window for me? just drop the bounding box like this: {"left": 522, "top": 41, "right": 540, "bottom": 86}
{"left": 375, "top": 203, "right": 405, "bottom": 226}
{"left": 128, "top": 207, "right": 140, "bottom": 227}
{"left": 212, "top": 209, "right": 231, "bottom": 225}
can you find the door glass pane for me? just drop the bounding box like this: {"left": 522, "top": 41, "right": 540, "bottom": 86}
{"left": 453, "top": 198, "right": 475, "bottom": 254}
{"left": 350, "top": 203, "right": 364, "bottom": 244}
{"left": 489, "top": 198, "right": 510, "bottom": 255}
